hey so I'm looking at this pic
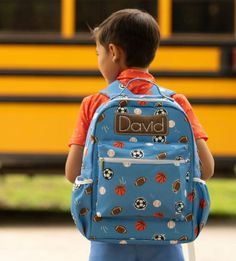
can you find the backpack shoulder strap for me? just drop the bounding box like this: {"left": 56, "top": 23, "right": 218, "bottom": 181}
{"left": 100, "top": 80, "right": 130, "bottom": 99}
{"left": 152, "top": 85, "right": 176, "bottom": 97}
{"left": 100, "top": 79, "right": 176, "bottom": 99}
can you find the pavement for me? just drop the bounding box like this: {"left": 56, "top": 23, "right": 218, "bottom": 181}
{"left": 0, "top": 220, "right": 236, "bottom": 261}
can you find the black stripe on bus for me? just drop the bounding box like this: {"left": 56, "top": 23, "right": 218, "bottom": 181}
{"left": 0, "top": 153, "right": 66, "bottom": 175}
{"left": 0, "top": 37, "right": 236, "bottom": 47}
{"left": 0, "top": 153, "right": 235, "bottom": 176}
{"left": 0, "top": 95, "right": 235, "bottom": 105}
{"left": 0, "top": 69, "right": 235, "bottom": 78}
{"left": 0, "top": 96, "right": 84, "bottom": 103}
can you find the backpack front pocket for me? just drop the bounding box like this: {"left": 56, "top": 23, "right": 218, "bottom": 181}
{"left": 96, "top": 143, "right": 191, "bottom": 221}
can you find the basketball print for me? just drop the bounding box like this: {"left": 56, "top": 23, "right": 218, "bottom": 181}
{"left": 155, "top": 172, "right": 167, "bottom": 183}
{"left": 135, "top": 220, "right": 146, "bottom": 231}
{"left": 115, "top": 184, "right": 126, "bottom": 196}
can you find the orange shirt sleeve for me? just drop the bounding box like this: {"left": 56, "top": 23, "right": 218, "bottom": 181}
{"left": 68, "top": 93, "right": 109, "bottom": 147}
{"left": 172, "top": 94, "right": 208, "bottom": 141}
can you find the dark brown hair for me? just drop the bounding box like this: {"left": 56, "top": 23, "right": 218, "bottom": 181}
{"left": 93, "top": 9, "right": 160, "bottom": 68}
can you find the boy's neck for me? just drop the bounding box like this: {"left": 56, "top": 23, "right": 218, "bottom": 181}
{"left": 127, "top": 67, "right": 149, "bottom": 73}
{"left": 119, "top": 67, "right": 149, "bottom": 75}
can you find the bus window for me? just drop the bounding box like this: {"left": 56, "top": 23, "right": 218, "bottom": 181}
{"left": 75, "top": 0, "right": 157, "bottom": 33}
{"left": 172, "top": 0, "right": 234, "bottom": 35}
{"left": 0, "top": 0, "right": 61, "bottom": 34}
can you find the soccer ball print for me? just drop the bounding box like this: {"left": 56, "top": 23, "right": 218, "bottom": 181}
{"left": 103, "top": 168, "right": 114, "bottom": 180}
{"left": 175, "top": 201, "right": 185, "bottom": 214}
{"left": 154, "top": 108, "right": 167, "bottom": 115}
{"left": 152, "top": 135, "right": 166, "bottom": 143}
{"left": 117, "top": 106, "right": 128, "bottom": 113}
{"left": 134, "top": 197, "right": 147, "bottom": 210}
{"left": 130, "top": 149, "right": 144, "bottom": 159}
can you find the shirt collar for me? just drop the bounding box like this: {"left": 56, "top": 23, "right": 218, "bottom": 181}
{"left": 116, "top": 69, "right": 155, "bottom": 94}
{"left": 117, "top": 68, "right": 154, "bottom": 83}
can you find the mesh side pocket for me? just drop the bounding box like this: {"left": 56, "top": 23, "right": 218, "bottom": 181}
{"left": 71, "top": 176, "right": 93, "bottom": 237}
{"left": 193, "top": 179, "right": 210, "bottom": 239}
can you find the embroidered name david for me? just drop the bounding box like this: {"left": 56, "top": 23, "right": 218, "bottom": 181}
{"left": 115, "top": 113, "right": 168, "bottom": 135}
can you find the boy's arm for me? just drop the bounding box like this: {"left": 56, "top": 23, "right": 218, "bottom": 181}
{"left": 65, "top": 144, "right": 84, "bottom": 183}
{"left": 172, "top": 94, "right": 214, "bottom": 180}
{"left": 196, "top": 138, "right": 214, "bottom": 181}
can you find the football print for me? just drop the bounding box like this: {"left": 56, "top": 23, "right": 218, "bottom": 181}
{"left": 90, "top": 135, "right": 98, "bottom": 143}
{"left": 115, "top": 225, "right": 127, "bottom": 234}
{"left": 79, "top": 208, "right": 89, "bottom": 216}
{"left": 103, "top": 168, "right": 114, "bottom": 180}
{"left": 179, "top": 136, "right": 188, "bottom": 143}
{"left": 172, "top": 179, "right": 181, "bottom": 193}
{"left": 131, "top": 149, "right": 144, "bottom": 159}
{"left": 135, "top": 176, "right": 147, "bottom": 186}
{"left": 156, "top": 152, "right": 167, "bottom": 160}
{"left": 98, "top": 113, "right": 105, "bottom": 122}
{"left": 119, "top": 100, "right": 128, "bottom": 107}
{"left": 185, "top": 213, "right": 193, "bottom": 222}
{"left": 111, "top": 206, "right": 122, "bottom": 216}
{"left": 93, "top": 214, "right": 103, "bottom": 222}
{"left": 178, "top": 235, "right": 188, "bottom": 241}
{"left": 85, "top": 186, "right": 92, "bottom": 195}
{"left": 134, "top": 197, "right": 147, "bottom": 210}
{"left": 152, "top": 135, "right": 166, "bottom": 143}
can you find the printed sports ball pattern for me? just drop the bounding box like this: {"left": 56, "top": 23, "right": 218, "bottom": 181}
{"left": 71, "top": 81, "right": 210, "bottom": 245}
{"left": 97, "top": 142, "right": 190, "bottom": 219}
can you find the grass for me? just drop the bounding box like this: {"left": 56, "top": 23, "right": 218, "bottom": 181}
{"left": 207, "top": 179, "right": 236, "bottom": 218}
{"left": 0, "top": 175, "right": 72, "bottom": 211}
{"left": 0, "top": 175, "right": 236, "bottom": 218}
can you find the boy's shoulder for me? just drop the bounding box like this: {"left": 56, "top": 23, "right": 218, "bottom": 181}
{"left": 82, "top": 92, "right": 109, "bottom": 106}
{"left": 82, "top": 91, "right": 191, "bottom": 110}
{"left": 80, "top": 93, "right": 109, "bottom": 122}
{"left": 171, "top": 93, "right": 192, "bottom": 112}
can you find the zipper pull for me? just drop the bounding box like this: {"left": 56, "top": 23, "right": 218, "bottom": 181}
{"left": 100, "top": 158, "right": 104, "bottom": 170}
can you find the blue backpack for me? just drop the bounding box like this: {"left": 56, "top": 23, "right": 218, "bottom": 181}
{"left": 71, "top": 78, "right": 210, "bottom": 245}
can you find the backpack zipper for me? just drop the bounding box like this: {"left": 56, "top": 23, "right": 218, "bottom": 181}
{"left": 100, "top": 157, "right": 189, "bottom": 169}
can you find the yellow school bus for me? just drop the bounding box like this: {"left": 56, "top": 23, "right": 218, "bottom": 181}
{"left": 0, "top": 0, "right": 235, "bottom": 175}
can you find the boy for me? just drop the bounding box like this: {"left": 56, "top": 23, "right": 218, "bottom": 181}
{"left": 65, "top": 9, "right": 214, "bottom": 261}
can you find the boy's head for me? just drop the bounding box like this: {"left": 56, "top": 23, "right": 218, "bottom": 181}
{"left": 93, "top": 9, "right": 160, "bottom": 83}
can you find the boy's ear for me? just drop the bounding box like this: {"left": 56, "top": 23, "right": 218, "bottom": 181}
{"left": 108, "top": 43, "right": 123, "bottom": 63}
